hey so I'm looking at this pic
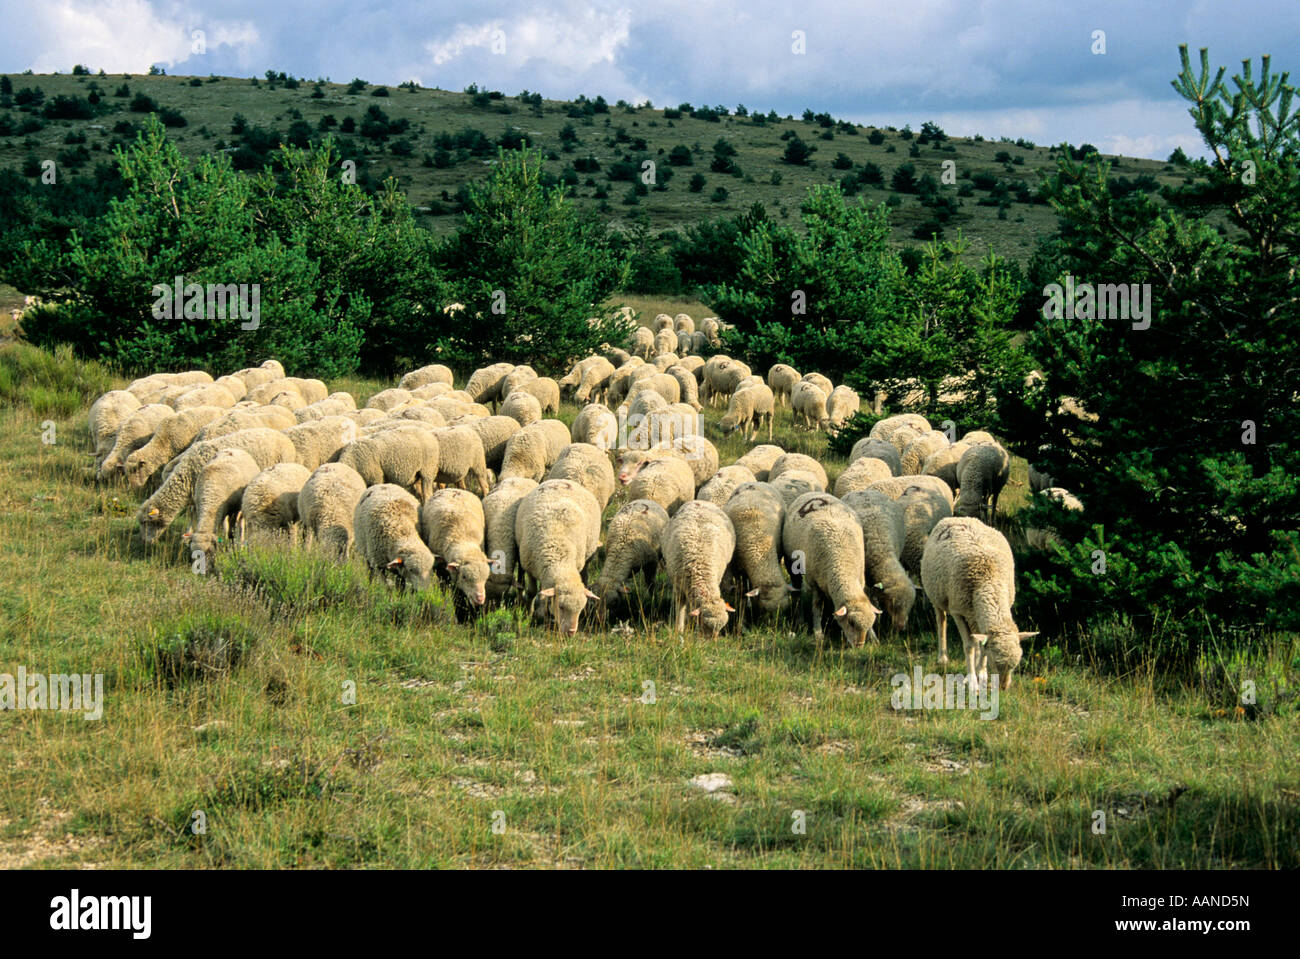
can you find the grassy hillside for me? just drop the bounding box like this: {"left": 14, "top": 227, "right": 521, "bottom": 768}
{"left": 1, "top": 318, "right": 1295, "bottom": 869}
{"left": 0, "top": 71, "right": 1193, "bottom": 260}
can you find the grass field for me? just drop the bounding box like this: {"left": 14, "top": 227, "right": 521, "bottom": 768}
{"left": 0, "top": 71, "right": 1197, "bottom": 261}
{"left": 1, "top": 305, "right": 1296, "bottom": 869}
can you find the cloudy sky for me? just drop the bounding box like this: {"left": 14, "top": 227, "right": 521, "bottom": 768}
{"left": 4, "top": 0, "right": 1298, "bottom": 158}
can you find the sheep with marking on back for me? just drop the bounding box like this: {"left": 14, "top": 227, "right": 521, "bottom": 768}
{"left": 782, "top": 492, "right": 880, "bottom": 647}
{"left": 661, "top": 500, "right": 736, "bottom": 636}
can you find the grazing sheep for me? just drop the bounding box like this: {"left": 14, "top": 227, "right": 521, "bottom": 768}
{"left": 870, "top": 413, "right": 931, "bottom": 444}
{"left": 570, "top": 404, "right": 619, "bottom": 450}
{"left": 734, "top": 444, "right": 785, "bottom": 482}
{"left": 498, "top": 366, "right": 538, "bottom": 401}
{"left": 766, "top": 364, "right": 800, "bottom": 408}
{"left": 431, "top": 426, "right": 491, "bottom": 496}
{"left": 653, "top": 327, "right": 678, "bottom": 357}
{"left": 629, "top": 372, "right": 681, "bottom": 406}
{"left": 592, "top": 498, "right": 670, "bottom": 606}
{"left": 547, "top": 443, "right": 617, "bottom": 511}
{"left": 921, "top": 442, "right": 971, "bottom": 494}
{"left": 465, "top": 362, "right": 515, "bottom": 406}
{"left": 718, "top": 382, "right": 775, "bottom": 441}
{"left": 782, "top": 492, "right": 879, "bottom": 647}
{"left": 283, "top": 416, "right": 359, "bottom": 471}
{"left": 960, "top": 430, "right": 998, "bottom": 447}
{"left": 606, "top": 361, "right": 652, "bottom": 407}
{"left": 420, "top": 488, "right": 491, "bottom": 608}
{"left": 791, "top": 382, "right": 829, "bottom": 430}
{"left": 825, "top": 385, "right": 860, "bottom": 433}
{"left": 98, "top": 404, "right": 173, "bottom": 479}
{"left": 954, "top": 442, "right": 1011, "bottom": 519}
{"left": 699, "top": 316, "right": 721, "bottom": 345}
{"left": 197, "top": 405, "right": 297, "bottom": 441}
{"left": 365, "top": 388, "right": 414, "bottom": 412}
{"left": 695, "top": 464, "right": 758, "bottom": 506}
{"left": 768, "top": 469, "right": 826, "bottom": 509}
{"left": 500, "top": 389, "right": 542, "bottom": 427}
{"left": 398, "top": 364, "right": 455, "bottom": 391}
{"left": 296, "top": 397, "right": 358, "bottom": 423}
{"left": 571, "top": 357, "right": 617, "bottom": 404}
{"left": 801, "top": 372, "right": 833, "bottom": 398}
{"left": 604, "top": 346, "right": 632, "bottom": 367}
{"left": 839, "top": 489, "right": 914, "bottom": 631}
{"left": 299, "top": 462, "right": 368, "bottom": 557}
{"left": 677, "top": 331, "right": 693, "bottom": 355}
{"left": 768, "top": 453, "right": 830, "bottom": 491}
{"left": 172, "top": 383, "right": 238, "bottom": 411}
{"left": 123, "top": 406, "right": 224, "bottom": 489}
{"left": 338, "top": 426, "right": 440, "bottom": 501}
{"left": 630, "top": 326, "right": 655, "bottom": 360}
{"left": 396, "top": 407, "right": 449, "bottom": 429}
{"left": 662, "top": 501, "right": 736, "bottom": 636}
{"left": 464, "top": 415, "right": 521, "bottom": 472}
{"left": 665, "top": 365, "right": 702, "bottom": 410}
{"left": 240, "top": 463, "right": 312, "bottom": 542}
{"left": 623, "top": 455, "right": 696, "bottom": 516}
{"left": 652, "top": 312, "right": 674, "bottom": 331}
{"left": 515, "top": 479, "right": 603, "bottom": 633}
{"left": 1028, "top": 459, "right": 1056, "bottom": 494}
{"left": 900, "top": 430, "right": 950, "bottom": 476}
{"left": 671, "top": 434, "right": 719, "bottom": 489}
{"left": 921, "top": 517, "right": 1038, "bottom": 690}
{"left": 513, "top": 377, "right": 560, "bottom": 415}
{"left": 187, "top": 449, "right": 263, "bottom": 562}
{"left": 849, "top": 437, "right": 902, "bottom": 476}
{"left": 482, "top": 477, "right": 539, "bottom": 599}
{"left": 88, "top": 390, "right": 142, "bottom": 466}
{"left": 214, "top": 375, "right": 248, "bottom": 402}
{"left": 499, "top": 420, "right": 571, "bottom": 482}
{"left": 702, "top": 357, "right": 752, "bottom": 408}
{"left": 1025, "top": 487, "right": 1084, "bottom": 551}
{"left": 833, "top": 456, "right": 894, "bottom": 498}
{"left": 409, "top": 382, "right": 454, "bottom": 401}
{"left": 869, "top": 475, "right": 956, "bottom": 574}
{"left": 354, "top": 484, "right": 435, "bottom": 590}
{"left": 724, "top": 481, "right": 790, "bottom": 615}
{"left": 674, "top": 313, "right": 695, "bottom": 335}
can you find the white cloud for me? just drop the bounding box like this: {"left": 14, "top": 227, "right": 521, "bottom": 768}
{"left": 424, "top": 6, "right": 631, "bottom": 71}
{"left": 7, "top": 0, "right": 258, "bottom": 74}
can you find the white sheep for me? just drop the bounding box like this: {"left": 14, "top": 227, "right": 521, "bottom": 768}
{"left": 734, "top": 444, "right": 785, "bottom": 482}
{"left": 354, "top": 484, "right": 436, "bottom": 590}
{"left": 954, "top": 442, "right": 1011, "bottom": 519}
{"left": 570, "top": 404, "right": 619, "bottom": 451}
{"left": 283, "top": 416, "right": 359, "bottom": 471}
{"left": 824, "top": 385, "right": 860, "bottom": 433}
{"left": 87, "top": 390, "right": 142, "bottom": 467}
{"left": 98, "top": 404, "right": 173, "bottom": 479}
{"left": 766, "top": 364, "right": 800, "bottom": 408}
{"left": 500, "top": 389, "right": 543, "bottom": 427}
{"left": 298, "top": 462, "right": 368, "bottom": 557}
{"left": 240, "top": 463, "right": 312, "bottom": 542}
{"left": 921, "top": 442, "right": 971, "bottom": 494}
{"left": 900, "top": 430, "right": 951, "bottom": 476}
{"left": 724, "top": 481, "right": 791, "bottom": 615}
{"left": 592, "top": 498, "right": 670, "bottom": 607}
{"left": 695, "top": 464, "right": 758, "bottom": 506}
{"left": 839, "top": 489, "right": 914, "bottom": 631}
{"left": 431, "top": 426, "right": 491, "bottom": 496}
{"left": 338, "top": 426, "right": 440, "bottom": 501}
{"left": 849, "top": 436, "right": 902, "bottom": 475}
{"left": 783, "top": 492, "right": 880, "bottom": 647}
{"left": 398, "top": 364, "right": 454, "bottom": 391}
{"left": 547, "top": 443, "right": 617, "bottom": 511}
{"left": 832, "top": 456, "right": 894, "bottom": 497}
{"left": 463, "top": 415, "right": 521, "bottom": 472}
{"left": 661, "top": 500, "right": 736, "bottom": 636}
{"left": 920, "top": 517, "right": 1038, "bottom": 691}
{"left": 186, "top": 448, "right": 263, "bottom": 562}
{"left": 768, "top": 469, "right": 826, "bottom": 509}
{"left": 123, "top": 406, "right": 224, "bottom": 489}
{"left": 868, "top": 475, "right": 956, "bottom": 574}
{"left": 514, "top": 479, "right": 603, "bottom": 633}
{"left": 622, "top": 454, "right": 696, "bottom": 516}
{"left": 768, "top": 453, "right": 829, "bottom": 491}
{"left": 790, "top": 382, "right": 829, "bottom": 430}
{"left": 499, "top": 420, "right": 571, "bottom": 482}
{"left": 482, "top": 477, "right": 539, "bottom": 599}
{"left": 420, "top": 488, "right": 491, "bottom": 607}
{"left": 718, "top": 382, "right": 775, "bottom": 441}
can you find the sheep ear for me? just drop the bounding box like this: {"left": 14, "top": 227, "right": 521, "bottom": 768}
{"left": 868, "top": 601, "right": 882, "bottom": 615}
{"left": 834, "top": 606, "right": 847, "bottom": 617}
{"left": 724, "top": 602, "right": 735, "bottom": 612}
{"left": 584, "top": 588, "right": 600, "bottom": 600}
{"left": 971, "top": 633, "right": 988, "bottom": 643}
{"left": 745, "top": 587, "right": 761, "bottom": 598}
{"left": 445, "top": 562, "right": 460, "bottom": 572}
{"left": 873, "top": 581, "right": 885, "bottom": 590}
{"left": 386, "top": 557, "right": 404, "bottom": 569}
{"left": 690, "top": 608, "right": 701, "bottom": 617}
{"left": 539, "top": 587, "right": 556, "bottom": 597}
{"left": 181, "top": 532, "right": 192, "bottom": 540}
{"left": 147, "top": 507, "right": 160, "bottom": 517}
{"left": 1019, "top": 631, "right": 1040, "bottom": 641}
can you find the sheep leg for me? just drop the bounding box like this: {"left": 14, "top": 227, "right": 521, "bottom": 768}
{"left": 935, "top": 606, "right": 948, "bottom": 668}
{"left": 951, "top": 613, "right": 980, "bottom": 693}
{"left": 810, "top": 588, "right": 825, "bottom": 644}
{"left": 674, "top": 586, "right": 688, "bottom": 634}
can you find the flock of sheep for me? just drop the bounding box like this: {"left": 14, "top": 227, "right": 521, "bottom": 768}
{"left": 85, "top": 311, "right": 1082, "bottom": 691}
